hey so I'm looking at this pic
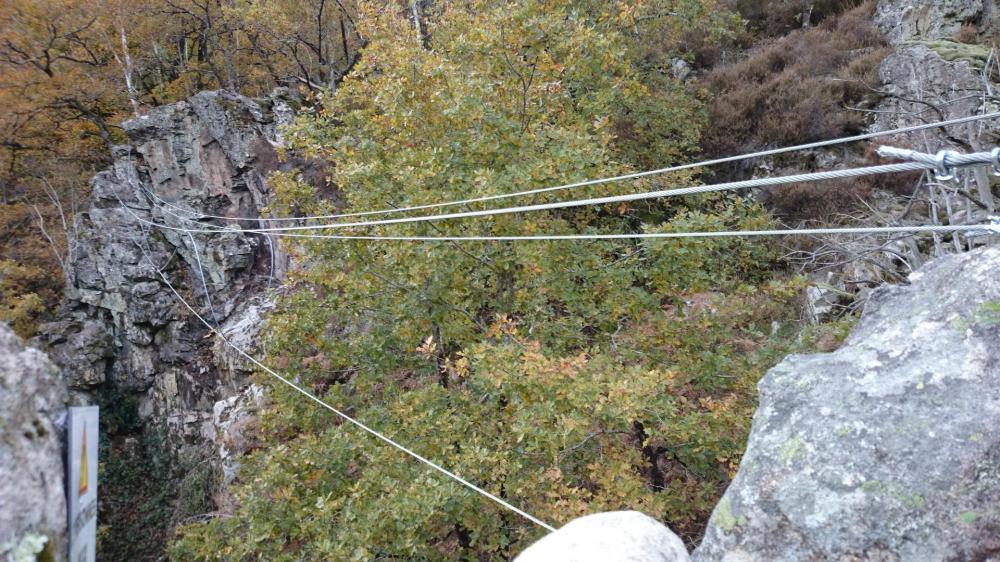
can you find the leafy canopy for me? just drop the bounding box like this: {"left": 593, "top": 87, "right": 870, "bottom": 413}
{"left": 171, "top": 1, "right": 803, "bottom": 560}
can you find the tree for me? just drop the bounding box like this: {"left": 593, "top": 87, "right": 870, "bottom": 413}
{"left": 170, "top": 1, "right": 805, "bottom": 559}
{"left": 0, "top": 0, "right": 362, "bottom": 336}
{"left": 0, "top": 0, "right": 119, "bottom": 335}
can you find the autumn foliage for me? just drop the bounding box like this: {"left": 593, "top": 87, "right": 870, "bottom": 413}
{"left": 1, "top": 0, "right": 854, "bottom": 558}
{"left": 0, "top": 0, "right": 361, "bottom": 336}
{"left": 167, "top": 1, "right": 813, "bottom": 559}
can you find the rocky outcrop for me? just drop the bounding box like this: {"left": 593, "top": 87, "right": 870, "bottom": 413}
{"left": 40, "top": 90, "right": 295, "bottom": 447}
{"left": 858, "top": 8, "right": 1000, "bottom": 289}
{"left": 212, "top": 383, "right": 267, "bottom": 488}
{"left": 515, "top": 511, "right": 690, "bottom": 562}
{"left": 784, "top": 0, "right": 1000, "bottom": 309}
{"left": 871, "top": 0, "right": 999, "bottom": 222}
{"left": 875, "top": 0, "right": 999, "bottom": 45}
{"left": 694, "top": 245, "right": 1000, "bottom": 561}
{"left": 874, "top": 42, "right": 1000, "bottom": 168}
{"left": 0, "top": 323, "right": 67, "bottom": 562}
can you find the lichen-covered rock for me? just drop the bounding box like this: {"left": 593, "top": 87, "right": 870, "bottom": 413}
{"left": 876, "top": 44, "right": 994, "bottom": 128}
{"left": 515, "top": 511, "right": 690, "bottom": 562}
{"left": 875, "top": 0, "right": 992, "bottom": 44}
{"left": 872, "top": 42, "right": 999, "bottom": 229}
{"left": 872, "top": 1, "right": 1000, "bottom": 163}
{"left": 38, "top": 317, "right": 113, "bottom": 389}
{"left": 39, "top": 90, "right": 294, "bottom": 429}
{"left": 694, "top": 245, "right": 1000, "bottom": 561}
{"left": 212, "top": 383, "right": 267, "bottom": 487}
{"left": 0, "top": 323, "right": 67, "bottom": 562}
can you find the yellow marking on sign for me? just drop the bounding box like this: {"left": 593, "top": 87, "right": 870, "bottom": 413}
{"left": 78, "top": 425, "right": 88, "bottom": 496}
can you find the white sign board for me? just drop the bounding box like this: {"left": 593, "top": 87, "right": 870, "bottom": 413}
{"left": 68, "top": 406, "right": 98, "bottom": 562}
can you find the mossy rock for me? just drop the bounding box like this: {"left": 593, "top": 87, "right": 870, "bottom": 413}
{"left": 903, "top": 40, "right": 991, "bottom": 67}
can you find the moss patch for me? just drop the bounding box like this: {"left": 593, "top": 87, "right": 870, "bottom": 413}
{"left": 958, "top": 511, "right": 979, "bottom": 524}
{"left": 779, "top": 437, "right": 807, "bottom": 464}
{"left": 904, "top": 40, "right": 990, "bottom": 66}
{"left": 714, "top": 497, "right": 742, "bottom": 532}
{"left": 951, "top": 302, "right": 1000, "bottom": 330}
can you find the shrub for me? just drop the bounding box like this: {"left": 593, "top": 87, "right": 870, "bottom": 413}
{"left": 736, "top": 0, "right": 864, "bottom": 37}
{"left": 0, "top": 260, "right": 48, "bottom": 337}
{"left": 700, "top": 2, "right": 889, "bottom": 160}
{"left": 168, "top": 1, "right": 812, "bottom": 559}
{"left": 0, "top": 201, "right": 66, "bottom": 336}
{"left": 761, "top": 168, "right": 923, "bottom": 223}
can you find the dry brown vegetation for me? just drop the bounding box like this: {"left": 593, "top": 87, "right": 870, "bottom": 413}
{"left": 954, "top": 23, "right": 980, "bottom": 44}
{"left": 761, "top": 170, "right": 923, "bottom": 223}
{"left": 700, "top": 2, "right": 889, "bottom": 160}
{"left": 736, "top": 0, "right": 865, "bottom": 37}
{"left": 760, "top": 145, "right": 924, "bottom": 223}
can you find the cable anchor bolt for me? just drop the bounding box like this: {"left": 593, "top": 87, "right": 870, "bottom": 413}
{"left": 934, "top": 150, "right": 959, "bottom": 182}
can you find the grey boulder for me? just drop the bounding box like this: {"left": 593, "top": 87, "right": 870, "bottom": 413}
{"left": 694, "top": 245, "right": 1000, "bottom": 561}
{"left": 0, "top": 323, "right": 67, "bottom": 561}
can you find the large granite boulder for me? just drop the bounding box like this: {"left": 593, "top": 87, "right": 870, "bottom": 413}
{"left": 0, "top": 323, "right": 67, "bottom": 561}
{"left": 694, "top": 245, "right": 1000, "bottom": 561}
{"left": 515, "top": 511, "right": 690, "bottom": 562}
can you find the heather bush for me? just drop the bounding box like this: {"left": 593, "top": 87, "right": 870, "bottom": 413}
{"left": 761, "top": 160, "right": 922, "bottom": 223}
{"left": 701, "top": 2, "right": 888, "bottom": 159}
{"left": 737, "top": 0, "right": 864, "bottom": 37}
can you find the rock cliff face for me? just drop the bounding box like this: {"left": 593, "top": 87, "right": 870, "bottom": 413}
{"left": 694, "top": 245, "right": 1000, "bottom": 561}
{"left": 40, "top": 89, "right": 294, "bottom": 446}
{"left": 793, "top": 0, "right": 1000, "bottom": 322}
{"left": 0, "top": 323, "right": 67, "bottom": 562}
{"left": 874, "top": 0, "right": 1000, "bottom": 45}
{"left": 872, "top": 0, "right": 1000, "bottom": 224}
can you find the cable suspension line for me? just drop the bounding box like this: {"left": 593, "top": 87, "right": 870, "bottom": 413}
{"left": 121, "top": 192, "right": 1000, "bottom": 242}
{"left": 139, "top": 147, "right": 1000, "bottom": 235}
{"left": 217, "top": 222, "right": 1000, "bottom": 241}
{"left": 129, "top": 230, "right": 558, "bottom": 532}
{"left": 141, "top": 112, "right": 1000, "bottom": 225}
